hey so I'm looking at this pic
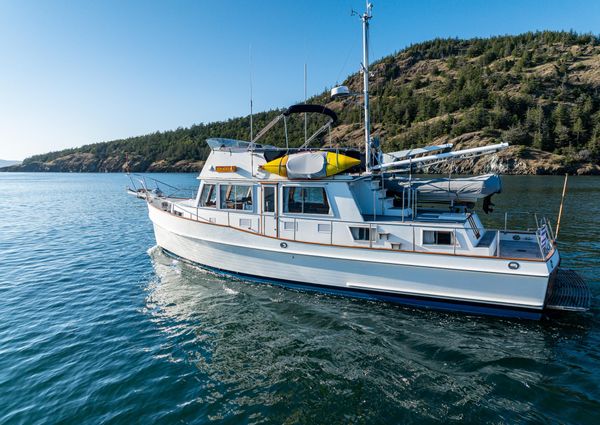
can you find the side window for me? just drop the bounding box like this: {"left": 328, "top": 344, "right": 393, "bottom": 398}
{"left": 283, "top": 186, "right": 330, "bottom": 215}
{"left": 423, "top": 230, "right": 453, "bottom": 245}
{"left": 349, "top": 226, "right": 371, "bottom": 241}
{"left": 263, "top": 186, "right": 275, "bottom": 213}
{"left": 220, "top": 185, "right": 253, "bottom": 211}
{"left": 199, "top": 184, "right": 216, "bottom": 208}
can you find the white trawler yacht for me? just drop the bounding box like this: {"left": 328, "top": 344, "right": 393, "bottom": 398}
{"left": 138, "top": 3, "right": 590, "bottom": 319}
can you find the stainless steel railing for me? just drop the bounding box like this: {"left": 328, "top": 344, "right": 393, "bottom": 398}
{"left": 158, "top": 197, "right": 554, "bottom": 261}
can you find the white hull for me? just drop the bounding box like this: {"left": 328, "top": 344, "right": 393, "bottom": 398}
{"left": 149, "top": 203, "right": 558, "bottom": 318}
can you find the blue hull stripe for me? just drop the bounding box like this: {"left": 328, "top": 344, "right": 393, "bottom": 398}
{"left": 161, "top": 248, "right": 543, "bottom": 320}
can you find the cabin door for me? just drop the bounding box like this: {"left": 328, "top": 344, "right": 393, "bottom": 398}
{"left": 261, "top": 184, "right": 278, "bottom": 237}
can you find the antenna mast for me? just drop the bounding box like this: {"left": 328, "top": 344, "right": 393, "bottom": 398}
{"left": 304, "top": 63, "right": 308, "bottom": 144}
{"left": 361, "top": 2, "right": 373, "bottom": 172}
{"left": 249, "top": 44, "right": 254, "bottom": 142}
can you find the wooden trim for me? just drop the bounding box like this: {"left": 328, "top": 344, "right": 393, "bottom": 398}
{"left": 149, "top": 201, "right": 551, "bottom": 263}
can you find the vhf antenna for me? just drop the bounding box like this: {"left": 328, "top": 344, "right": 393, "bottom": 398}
{"left": 249, "top": 44, "right": 254, "bottom": 142}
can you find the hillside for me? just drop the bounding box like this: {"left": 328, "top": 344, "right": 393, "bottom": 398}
{"left": 0, "top": 160, "right": 21, "bottom": 168}
{"left": 4, "top": 31, "right": 600, "bottom": 174}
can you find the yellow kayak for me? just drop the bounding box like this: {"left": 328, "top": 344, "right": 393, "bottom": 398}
{"left": 261, "top": 155, "right": 289, "bottom": 177}
{"left": 261, "top": 151, "right": 360, "bottom": 179}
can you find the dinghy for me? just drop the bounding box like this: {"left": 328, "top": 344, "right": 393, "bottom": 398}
{"left": 386, "top": 174, "right": 502, "bottom": 204}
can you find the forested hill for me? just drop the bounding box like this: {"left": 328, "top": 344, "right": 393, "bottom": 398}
{"left": 5, "top": 31, "right": 600, "bottom": 174}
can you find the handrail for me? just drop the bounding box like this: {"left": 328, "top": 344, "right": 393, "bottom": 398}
{"left": 174, "top": 199, "right": 550, "bottom": 236}
{"left": 504, "top": 210, "right": 552, "bottom": 232}
{"left": 128, "top": 173, "right": 197, "bottom": 199}
{"left": 157, "top": 197, "right": 552, "bottom": 261}
{"left": 178, "top": 199, "right": 550, "bottom": 237}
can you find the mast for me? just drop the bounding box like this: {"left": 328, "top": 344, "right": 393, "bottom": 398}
{"left": 304, "top": 63, "right": 308, "bottom": 144}
{"left": 361, "top": 2, "right": 373, "bottom": 172}
{"left": 249, "top": 44, "right": 254, "bottom": 142}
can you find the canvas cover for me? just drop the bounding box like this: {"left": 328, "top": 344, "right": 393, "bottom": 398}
{"left": 286, "top": 152, "right": 327, "bottom": 179}
{"left": 386, "top": 173, "right": 502, "bottom": 203}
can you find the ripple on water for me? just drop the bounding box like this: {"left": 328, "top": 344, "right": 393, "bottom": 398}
{"left": 0, "top": 173, "right": 599, "bottom": 424}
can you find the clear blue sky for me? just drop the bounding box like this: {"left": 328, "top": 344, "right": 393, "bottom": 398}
{"left": 1, "top": 0, "right": 599, "bottom": 160}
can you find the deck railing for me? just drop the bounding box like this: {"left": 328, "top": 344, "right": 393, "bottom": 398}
{"left": 154, "top": 197, "right": 554, "bottom": 261}
{"left": 129, "top": 174, "right": 197, "bottom": 199}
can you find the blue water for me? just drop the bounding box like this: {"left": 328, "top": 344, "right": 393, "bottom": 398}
{"left": 0, "top": 173, "right": 599, "bottom": 424}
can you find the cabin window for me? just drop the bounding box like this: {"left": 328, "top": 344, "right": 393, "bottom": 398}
{"left": 220, "top": 185, "right": 253, "bottom": 211}
{"left": 350, "top": 226, "right": 371, "bottom": 241}
{"left": 283, "top": 186, "right": 330, "bottom": 215}
{"left": 423, "top": 230, "right": 453, "bottom": 245}
{"left": 263, "top": 186, "right": 275, "bottom": 213}
{"left": 199, "top": 184, "right": 217, "bottom": 208}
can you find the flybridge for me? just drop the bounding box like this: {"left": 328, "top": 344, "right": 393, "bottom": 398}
{"left": 205, "top": 100, "right": 510, "bottom": 178}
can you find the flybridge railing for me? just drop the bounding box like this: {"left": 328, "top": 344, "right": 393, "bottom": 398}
{"left": 156, "top": 197, "right": 555, "bottom": 261}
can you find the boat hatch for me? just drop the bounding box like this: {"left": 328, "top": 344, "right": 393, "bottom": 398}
{"left": 546, "top": 269, "right": 592, "bottom": 312}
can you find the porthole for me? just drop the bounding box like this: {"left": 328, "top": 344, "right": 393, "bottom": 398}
{"left": 280, "top": 242, "right": 288, "bottom": 249}
{"left": 508, "top": 261, "right": 520, "bottom": 270}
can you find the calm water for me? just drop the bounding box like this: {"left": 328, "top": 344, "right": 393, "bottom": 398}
{"left": 0, "top": 173, "right": 599, "bottom": 424}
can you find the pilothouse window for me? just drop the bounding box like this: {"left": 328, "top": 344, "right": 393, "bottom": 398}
{"left": 199, "top": 184, "right": 217, "bottom": 208}
{"left": 283, "top": 187, "right": 330, "bottom": 215}
{"left": 220, "top": 185, "right": 253, "bottom": 211}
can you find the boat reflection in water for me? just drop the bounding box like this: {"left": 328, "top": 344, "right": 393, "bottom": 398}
{"left": 144, "top": 246, "right": 594, "bottom": 422}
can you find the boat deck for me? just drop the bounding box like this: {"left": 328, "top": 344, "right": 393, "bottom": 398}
{"left": 499, "top": 240, "right": 543, "bottom": 259}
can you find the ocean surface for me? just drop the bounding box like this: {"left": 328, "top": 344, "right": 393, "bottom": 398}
{"left": 0, "top": 172, "right": 599, "bottom": 424}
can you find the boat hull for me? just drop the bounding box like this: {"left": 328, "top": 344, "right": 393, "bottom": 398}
{"left": 160, "top": 247, "right": 546, "bottom": 319}
{"left": 149, "top": 204, "right": 554, "bottom": 320}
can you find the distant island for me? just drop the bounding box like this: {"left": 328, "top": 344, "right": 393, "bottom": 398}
{"left": 0, "top": 160, "right": 21, "bottom": 168}
{"left": 3, "top": 31, "right": 600, "bottom": 175}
